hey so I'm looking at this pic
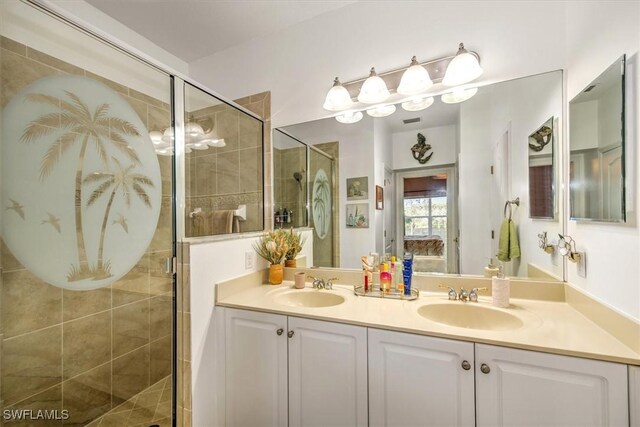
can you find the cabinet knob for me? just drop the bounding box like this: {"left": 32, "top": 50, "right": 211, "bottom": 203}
{"left": 480, "top": 363, "right": 491, "bottom": 374}
{"left": 461, "top": 360, "right": 471, "bottom": 371}
{"left": 287, "top": 330, "right": 295, "bottom": 338}
{"left": 276, "top": 328, "right": 284, "bottom": 336}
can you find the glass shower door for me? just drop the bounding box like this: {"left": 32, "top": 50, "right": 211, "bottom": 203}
{"left": 309, "top": 146, "right": 335, "bottom": 267}
{"left": 1, "top": 2, "right": 175, "bottom": 426}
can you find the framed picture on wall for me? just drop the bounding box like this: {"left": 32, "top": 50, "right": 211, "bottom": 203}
{"left": 346, "top": 176, "right": 368, "bottom": 200}
{"left": 346, "top": 203, "right": 369, "bottom": 228}
{"left": 375, "top": 185, "right": 383, "bottom": 210}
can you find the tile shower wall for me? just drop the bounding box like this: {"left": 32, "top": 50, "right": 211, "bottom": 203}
{"left": 0, "top": 36, "right": 174, "bottom": 425}
{"left": 274, "top": 146, "right": 307, "bottom": 228}
{"left": 185, "top": 93, "right": 267, "bottom": 237}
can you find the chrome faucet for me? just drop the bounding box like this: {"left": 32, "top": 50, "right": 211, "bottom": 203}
{"left": 439, "top": 285, "right": 487, "bottom": 302}
{"left": 307, "top": 275, "right": 337, "bottom": 290}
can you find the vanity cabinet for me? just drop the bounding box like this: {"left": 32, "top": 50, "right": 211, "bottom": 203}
{"left": 368, "top": 328, "right": 475, "bottom": 427}
{"left": 629, "top": 365, "right": 640, "bottom": 427}
{"left": 224, "top": 308, "right": 367, "bottom": 427}
{"left": 224, "top": 308, "right": 288, "bottom": 427}
{"left": 475, "top": 344, "right": 629, "bottom": 427}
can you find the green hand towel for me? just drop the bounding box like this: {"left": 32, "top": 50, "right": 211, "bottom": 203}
{"left": 497, "top": 219, "right": 521, "bottom": 262}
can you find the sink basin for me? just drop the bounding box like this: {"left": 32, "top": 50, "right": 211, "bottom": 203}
{"left": 274, "top": 290, "right": 345, "bottom": 308}
{"left": 418, "top": 303, "right": 523, "bottom": 331}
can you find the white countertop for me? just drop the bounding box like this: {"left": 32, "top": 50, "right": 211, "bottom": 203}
{"left": 216, "top": 280, "right": 640, "bottom": 365}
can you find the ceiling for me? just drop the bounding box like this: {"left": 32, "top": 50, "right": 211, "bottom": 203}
{"left": 85, "top": 0, "right": 356, "bottom": 62}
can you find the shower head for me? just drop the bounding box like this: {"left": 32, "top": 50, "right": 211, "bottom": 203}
{"left": 293, "top": 172, "right": 303, "bottom": 190}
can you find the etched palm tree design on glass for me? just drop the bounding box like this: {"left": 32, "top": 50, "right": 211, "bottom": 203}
{"left": 83, "top": 158, "right": 154, "bottom": 279}
{"left": 20, "top": 91, "right": 141, "bottom": 281}
{"left": 312, "top": 169, "right": 331, "bottom": 239}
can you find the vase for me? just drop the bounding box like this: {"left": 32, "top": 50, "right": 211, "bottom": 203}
{"left": 284, "top": 259, "right": 297, "bottom": 268}
{"left": 269, "top": 263, "right": 284, "bottom": 285}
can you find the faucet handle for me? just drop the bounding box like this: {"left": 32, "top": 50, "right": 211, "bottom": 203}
{"left": 469, "top": 287, "right": 488, "bottom": 302}
{"left": 458, "top": 287, "right": 469, "bottom": 302}
{"left": 325, "top": 277, "right": 338, "bottom": 290}
{"left": 307, "top": 275, "right": 323, "bottom": 288}
{"left": 439, "top": 284, "right": 458, "bottom": 300}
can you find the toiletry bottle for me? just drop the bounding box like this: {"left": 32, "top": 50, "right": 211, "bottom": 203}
{"left": 492, "top": 266, "right": 510, "bottom": 308}
{"left": 484, "top": 258, "right": 500, "bottom": 278}
{"left": 380, "top": 263, "right": 391, "bottom": 292}
{"left": 390, "top": 256, "right": 396, "bottom": 288}
{"left": 370, "top": 253, "right": 380, "bottom": 291}
{"left": 402, "top": 252, "right": 414, "bottom": 296}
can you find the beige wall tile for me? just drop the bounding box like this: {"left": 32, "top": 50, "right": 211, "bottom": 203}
{"left": 111, "top": 254, "right": 150, "bottom": 308}
{"left": 216, "top": 151, "right": 240, "bottom": 194}
{"left": 84, "top": 71, "right": 129, "bottom": 96}
{"left": 112, "top": 300, "right": 150, "bottom": 358}
{"left": 150, "top": 295, "right": 172, "bottom": 341}
{"left": 2, "top": 270, "right": 62, "bottom": 338}
{"left": 238, "top": 113, "right": 261, "bottom": 149}
{"left": 62, "top": 362, "right": 111, "bottom": 426}
{"left": 26, "top": 47, "right": 84, "bottom": 76}
{"left": 2, "top": 325, "right": 62, "bottom": 405}
{"left": 1, "top": 49, "right": 56, "bottom": 109}
{"left": 150, "top": 336, "right": 172, "bottom": 385}
{"left": 239, "top": 147, "right": 262, "bottom": 193}
{"left": 215, "top": 108, "right": 240, "bottom": 152}
{"left": 63, "top": 311, "right": 111, "bottom": 379}
{"left": 194, "top": 154, "right": 217, "bottom": 196}
{"left": 63, "top": 287, "right": 110, "bottom": 322}
{"left": 112, "top": 345, "right": 150, "bottom": 404}
{"left": 1, "top": 36, "right": 26, "bottom": 56}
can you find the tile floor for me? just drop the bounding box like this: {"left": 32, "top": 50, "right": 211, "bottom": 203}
{"left": 85, "top": 375, "right": 172, "bottom": 427}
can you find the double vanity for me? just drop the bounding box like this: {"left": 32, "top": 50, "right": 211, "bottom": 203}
{"left": 216, "top": 267, "right": 640, "bottom": 427}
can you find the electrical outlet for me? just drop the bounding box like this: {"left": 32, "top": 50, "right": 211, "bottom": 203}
{"left": 245, "top": 251, "right": 255, "bottom": 270}
{"left": 576, "top": 252, "right": 587, "bottom": 278}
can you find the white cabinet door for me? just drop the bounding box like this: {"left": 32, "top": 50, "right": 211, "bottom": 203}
{"left": 288, "top": 316, "right": 368, "bottom": 427}
{"left": 476, "top": 344, "right": 629, "bottom": 427}
{"left": 225, "top": 308, "right": 288, "bottom": 427}
{"left": 368, "top": 328, "right": 475, "bottom": 427}
{"left": 630, "top": 365, "right": 640, "bottom": 427}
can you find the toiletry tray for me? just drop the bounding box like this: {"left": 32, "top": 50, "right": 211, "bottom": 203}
{"left": 353, "top": 285, "right": 419, "bottom": 301}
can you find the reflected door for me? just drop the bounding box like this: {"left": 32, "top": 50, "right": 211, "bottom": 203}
{"left": 309, "top": 147, "right": 335, "bottom": 267}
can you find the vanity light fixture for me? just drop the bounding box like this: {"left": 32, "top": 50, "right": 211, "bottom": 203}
{"left": 323, "top": 77, "right": 354, "bottom": 111}
{"left": 357, "top": 67, "right": 391, "bottom": 104}
{"left": 442, "top": 43, "right": 483, "bottom": 87}
{"left": 335, "top": 110, "right": 364, "bottom": 124}
{"left": 151, "top": 119, "right": 226, "bottom": 155}
{"left": 441, "top": 87, "right": 478, "bottom": 104}
{"left": 401, "top": 96, "right": 434, "bottom": 112}
{"left": 397, "top": 56, "right": 433, "bottom": 96}
{"left": 366, "top": 104, "right": 396, "bottom": 118}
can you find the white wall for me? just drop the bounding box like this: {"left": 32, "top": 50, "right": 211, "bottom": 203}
{"left": 392, "top": 125, "right": 457, "bottom": 170}
{"left": 190, "top": 230, "right": 313, "bottom": 427}
{"left": 565, "top": 0, "right": 640, "bottom": 320}
{"left": 373, "top": 119, "right": 392, "bottom": 255}
{"left": 190, "top": 1, "right": 567, "bottom": 128}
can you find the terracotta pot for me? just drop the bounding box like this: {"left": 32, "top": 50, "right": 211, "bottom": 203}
{"left": 284, "top": 259, "right": 297, "bottom": 268}
{"left": 269, "top": 263, "right": 284, "bottom": 285}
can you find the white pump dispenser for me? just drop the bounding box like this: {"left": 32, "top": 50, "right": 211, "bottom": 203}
{"left": 492, "top": 265, "right": 510, "bottom": 308}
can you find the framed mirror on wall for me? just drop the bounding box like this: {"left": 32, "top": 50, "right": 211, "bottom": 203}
{"left": 569, "top": 55, "right": 626, "bottom": 222}
{"left": 279, "top": 70, "right": 565, "bottom": 281}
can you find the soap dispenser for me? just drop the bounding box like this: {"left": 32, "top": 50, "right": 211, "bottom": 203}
{"left": 484, "top": 258, "right": 500, "bottom": 278}
{"left": 492, "top": 265, "right": 510, "bottom": 308}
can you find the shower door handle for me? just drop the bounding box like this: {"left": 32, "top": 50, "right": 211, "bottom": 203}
{"left": 165, "top": 256, "right": 177, "bottom": 275}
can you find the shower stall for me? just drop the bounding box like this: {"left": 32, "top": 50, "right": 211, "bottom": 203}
{"left": 0, "top": 1, "right": 264, "bottom": 425}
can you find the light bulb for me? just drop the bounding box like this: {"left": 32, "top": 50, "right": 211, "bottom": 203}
{"left": 335, "top": 110, "right": 363, "bottom": 124}
{"left": 401, "top": 96, "right": 434, "bottom": 111}
{"left": 442, "top": 43, "right": 483, "bottom": 86}
{"left": 441, "top": 87, "right": 478, "bottom": 104}
{"left": 357, "top": 67, "right": 390, "bottom": 104}
{"left": 397, "top": 56, "right": 433, "bottom": 96}
{"left": 149, "top": 131, "right": 164, "bottom": 146}
{"left": 323, "top": 77, "right": 354, "bottom": 111}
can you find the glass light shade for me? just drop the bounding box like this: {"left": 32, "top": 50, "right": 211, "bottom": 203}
{"left": 149, "top": 131, "right": 164, "bottom": 146}
{"left": 207, "top": 138, "right": 226, "bottom": 148}
{"left": 184, "top": 121, "right": 205, "bottom": 143}
{"left": 442, "top": 43, "right": 483, "bottom": 86}
{"left": 161, "top": 127, "right": 174, "bottom": 143}
{"left": 335, "top": 110, "right": 363, "bottom": 124}
{"left": 199, "top": 130, "right": 226, "bottom": 147}
{"left": 401, "top": 96, "right": 434, "bottom": 111}
{"left": 190, "top": 142, "right": 209, "bottom": 151}
{"left": 156, "top": 148, "right": 173, "bottom": 156}
{"left": 397, "top": 56, "right": 433, "bottom": 95}
{"left": 366, "top": 104, "right": 396, "bottom": 118}
{"left": 357, "top": 67, "right": 390, "bottom": 104}
{"left": 323, "top": 77, "right": 354, "bottom": 111}
{"left": 441, "top": 87, "right": 478, "bottom": 104}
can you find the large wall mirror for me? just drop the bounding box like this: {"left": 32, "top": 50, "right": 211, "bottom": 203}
{"left": 278, "top": 70, "right": 564, "bottom": 281}
{"left": 569, "top": 55, "right": 626, "bottom": 222}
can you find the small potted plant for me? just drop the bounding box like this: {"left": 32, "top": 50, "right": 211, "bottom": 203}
{"left": 253, "top": 230, "right": 289, "bottom": 284}
{"left": 284, "top": 228, "right": 306, "bottom": 268}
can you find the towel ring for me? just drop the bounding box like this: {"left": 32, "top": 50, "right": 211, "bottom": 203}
{"left": 503, "top": 197, "right": 520, "bottom": 220}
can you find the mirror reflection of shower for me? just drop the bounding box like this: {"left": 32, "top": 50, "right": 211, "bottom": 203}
{"left": 293, "top": 171, "right": 304, "bottom": 191}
